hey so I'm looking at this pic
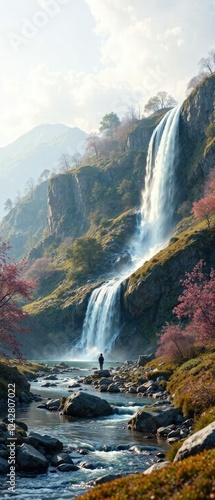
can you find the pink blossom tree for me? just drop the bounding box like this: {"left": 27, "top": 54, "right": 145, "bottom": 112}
{"left": 156, "top": 323, "right": 197, "bottom": 362}
{"left": 156, "top": 260, "right": 215, "bottom": 361}
{"left": 192, "top": 194, "right": 215, "bottom": 229}
{"left": 0, "top": 240, "right": 35, "bottom": 358}
{"left": 174, "top": 260, "right": 215, "bottom": 343}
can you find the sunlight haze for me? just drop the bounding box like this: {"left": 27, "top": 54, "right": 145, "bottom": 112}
{"left": 0, "top": 0, "right": 214, "bottom": 146}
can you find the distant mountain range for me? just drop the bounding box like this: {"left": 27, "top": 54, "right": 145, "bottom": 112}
{"left": 0, "top": 123, "right": 87, "bottom": 220}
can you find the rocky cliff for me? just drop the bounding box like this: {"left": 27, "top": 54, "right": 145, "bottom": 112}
{"left": 181, "top": 73, "right": 215, "bottom": 140}
{"left": 43, "top": 151, "right": 146, "bottom": 245}
{"left": 176, "top": 73, "right": 215, "bottom": 205}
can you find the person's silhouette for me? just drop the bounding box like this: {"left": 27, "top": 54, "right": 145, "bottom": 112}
{"left": 98, "top": 353, "right": 104, "bottom": 370}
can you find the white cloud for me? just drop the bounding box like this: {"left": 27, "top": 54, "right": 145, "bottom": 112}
{"left": 0, "top": 0, "right": 214, "bottom": 146}
{"left": 157, "top": 26, "right": 182, "bottom": 41}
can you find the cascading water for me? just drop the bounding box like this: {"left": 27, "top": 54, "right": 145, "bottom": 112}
{"left": 76, "top": 106, "right": 181, "bottom": 358}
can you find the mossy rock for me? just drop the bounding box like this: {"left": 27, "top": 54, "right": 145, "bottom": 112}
{"left": 0, "top": 361, "right": 30, "bottom": 400}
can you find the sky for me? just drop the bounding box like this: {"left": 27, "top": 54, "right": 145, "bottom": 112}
{"left": 0, "top": 0, "right": 214, "bottom": 147}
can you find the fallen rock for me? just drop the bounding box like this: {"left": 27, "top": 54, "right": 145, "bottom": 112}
{"left": 16, "top": 443, "right": 49, "bottom": 472}
{"left": 128, "top": 407, "right": 181, "bottom": 433}
{"left": 144, "top": 461, "right": 170, "bottom": 474}
{"left": 98, "top": 385, "right": 108, "bottom": 392}
{"left": 93, "top": 473, "right": 123, "bottom": 485}
{"left": 174, "top": 422, "right": 215, "bottom": 462}
{"left": 128, "top": 410, "right": 157, "bottom": 433}
{"left": 50, "top": 453, "right": 73, "bottom": 467}
{"left": 45, "top": 399, "right": 60, "bottom": 410}
{"left": 62, "top": 391, "right": 113, "bottom": 418}
{"left": 97, "top": 378, "right": 112, "bottom": 386}
{"left": 93, "top": 370, "right": 111, "bottom": 378}
{"left": 107, "top": 384, "right": 120, "bottom": 393}
{"left": 28, "top": 431, "right": 63, "bottom": 452}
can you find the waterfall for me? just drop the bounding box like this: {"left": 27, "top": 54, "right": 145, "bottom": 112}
{"left": 76, "top": 106, "right": 181, "bottom": 358}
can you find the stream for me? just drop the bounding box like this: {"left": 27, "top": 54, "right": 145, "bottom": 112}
{"left": 0, "top": 361, "right": 169, "bottom": 499}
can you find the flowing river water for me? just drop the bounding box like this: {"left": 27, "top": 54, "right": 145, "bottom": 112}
{"left": 0, "top": 361, "right": 169, "bottom": 499}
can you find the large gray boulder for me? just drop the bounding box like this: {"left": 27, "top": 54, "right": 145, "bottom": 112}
{"left": 62, "top": 391, "right": 113, "bottom": 417}
{"left": 128, "top": 406, "right": 181, "bottom": 433}
{"left": 16, "top": 443, "right": 49, "bottom": 472}
{"left": 128, "top": 410, "right": 157, "bottom": 433}
{"left": 174, "top": 422, "right": 215, "bottom": 462}
{"left": 28, "top": 431, "right": 63, "bottom": 452}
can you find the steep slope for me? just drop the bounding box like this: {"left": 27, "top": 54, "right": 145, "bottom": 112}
{"left": 119, "top": 225, "right": 215, "bottom": 358}
{"left": 0, "top": 181, "right": 48, "bottom": 261}
{"left": 0, "top": 123, "right": 87, "bottom": 220}
{"left": 176, "top": 72, "right": 215, "bottom": 206}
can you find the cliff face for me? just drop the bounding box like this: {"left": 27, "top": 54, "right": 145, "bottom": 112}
{"left": 0, "top": 181, "right": 48, "bottom": 260}
{"left": 176, "top": 73, "right": 215, "bottom": 204}
{"left": 181, "top": 73, "right": 215, "bottom": 140}
{"left": 47, "top": 170, "right": 92, "bottom": 238}
{"left": 45, "top": 152, "right": 145, "bottom": 243}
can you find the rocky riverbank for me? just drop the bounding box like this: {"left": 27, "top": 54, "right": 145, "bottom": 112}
{"left": 0, "top": 355, "right": 214, "bottom": 490}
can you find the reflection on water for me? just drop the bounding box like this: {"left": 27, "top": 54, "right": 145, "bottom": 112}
{"left": 0, "top": 362, "right": 169, "bottom": 499}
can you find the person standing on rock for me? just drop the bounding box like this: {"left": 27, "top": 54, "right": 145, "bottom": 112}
{"left": 98, "top": 353, "right": 104, "bottom": 370}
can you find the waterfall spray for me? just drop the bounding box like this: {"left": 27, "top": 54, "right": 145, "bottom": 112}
{"left": 75, "top": 106, "right": 181, "bottom": 358}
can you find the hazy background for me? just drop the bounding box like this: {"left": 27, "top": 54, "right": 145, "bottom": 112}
{"left": 0, "top": 0, "right": 214, "bottom": 148}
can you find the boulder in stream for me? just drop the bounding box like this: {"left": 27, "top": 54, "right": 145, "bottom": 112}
{"left": 62, "top": 391, "right": 113, "bottom": 417}
{"left": 16, "top": 443, "right": 49, "bottom": 472}
{"left": 28, "top": 431, "right": 63, "bottom": 452}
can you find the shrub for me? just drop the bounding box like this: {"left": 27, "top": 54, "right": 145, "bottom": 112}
{"left": 194, "top": 406, "right": 215, "bottom": 431}
{"left": 191, "top": 383, "right": 215, "bottom": 415}
{"left": 166, "top": 441, "right": 183, "bottom": 462}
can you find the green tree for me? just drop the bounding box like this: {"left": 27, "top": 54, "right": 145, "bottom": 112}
{"left": 117, "top": 179, "right": 137, "bottom": 208}
{"left": 144, "top": 91, "right": 177, "bottom": 115}
{"left": 67, "top": 237, "right": 103, "bottom": 274}
{"left": 99, "top": 112, "right": 120, "bottom": 138}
